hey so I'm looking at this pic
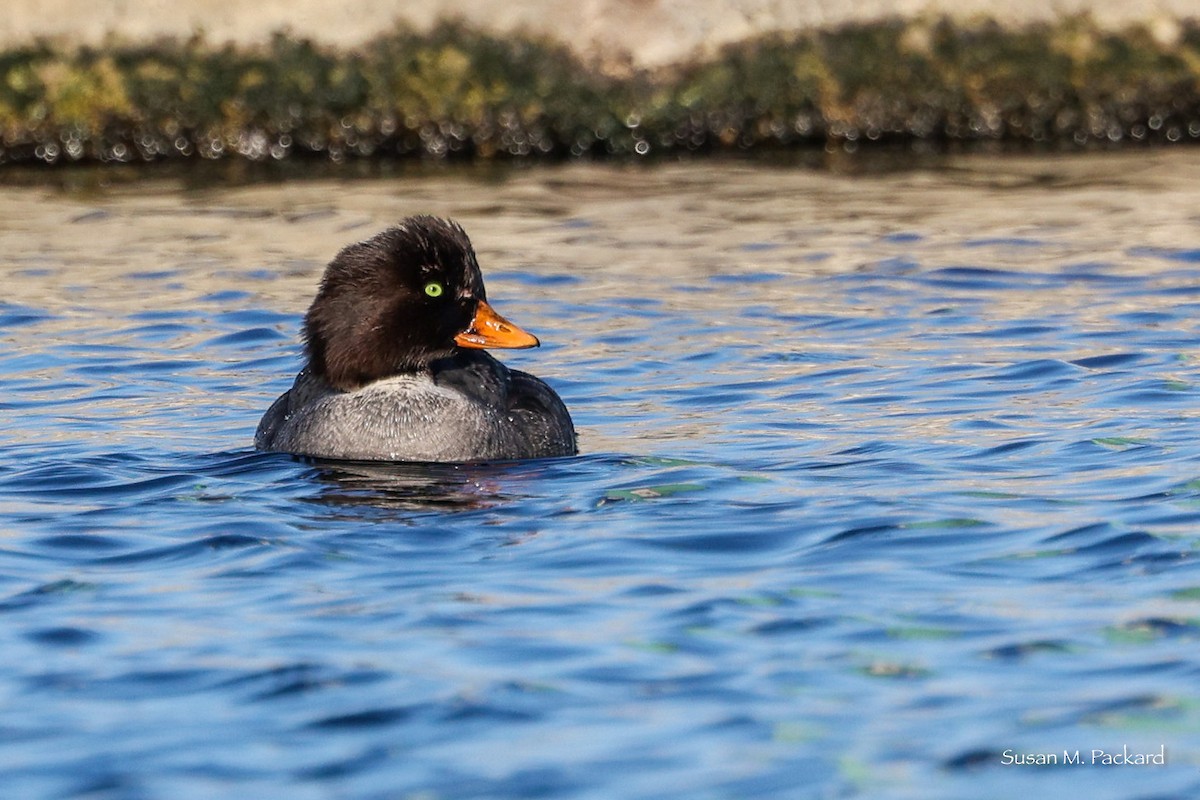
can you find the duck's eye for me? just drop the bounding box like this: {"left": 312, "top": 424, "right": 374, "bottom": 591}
{"left": 423, "top": 282, "right": 444, "bottom": 298}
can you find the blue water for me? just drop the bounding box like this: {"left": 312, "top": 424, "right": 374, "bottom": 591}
{"left": 3, "top": 154, "right": 1200, "bottom": 798}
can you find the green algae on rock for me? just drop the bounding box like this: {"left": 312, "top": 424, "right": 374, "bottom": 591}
{"left": 2, "top": 16, "right": 1199, "bottom": 165}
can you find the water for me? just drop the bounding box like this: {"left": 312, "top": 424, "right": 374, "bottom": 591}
{"left": 3, "top": 150, "right": 1200, "bottom": 799}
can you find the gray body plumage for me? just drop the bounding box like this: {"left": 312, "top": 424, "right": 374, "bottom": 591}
{"left": 256, "top": 350, "right": 576, "bottom": 462}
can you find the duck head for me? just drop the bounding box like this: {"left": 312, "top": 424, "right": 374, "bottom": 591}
{"left": 303, "top": 216, "right": 539, "bottom": 391}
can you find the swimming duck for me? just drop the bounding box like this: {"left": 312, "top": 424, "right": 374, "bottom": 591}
{"left": 255, "top": 216, "right": 576, "bottom": 462}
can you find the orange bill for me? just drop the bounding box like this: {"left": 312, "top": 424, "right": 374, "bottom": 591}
{"left": 454, "top": 299, "right": 540, "bottom": 349}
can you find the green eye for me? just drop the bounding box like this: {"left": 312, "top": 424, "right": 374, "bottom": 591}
{"left": 424, "top": 282, "right": 444, "bottom": 298}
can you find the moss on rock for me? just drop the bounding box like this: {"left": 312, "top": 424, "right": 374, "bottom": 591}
{"left": 2, "top": 16, "right": 1199, "bottom": 165}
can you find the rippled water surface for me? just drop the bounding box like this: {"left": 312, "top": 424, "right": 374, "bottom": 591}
{"left": 4, "top": 151, "right": 1200, "bottom": 799}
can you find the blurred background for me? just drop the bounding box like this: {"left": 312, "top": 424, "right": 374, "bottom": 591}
{"left": 4, "top": 0, "right": 1198, "bottom": 67}
{"left": 2, "top": 0, "right": 1199, "bottom": 164}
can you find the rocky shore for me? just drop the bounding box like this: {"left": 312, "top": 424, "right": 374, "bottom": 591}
{"left": 1, "top": 7, "right": 1198, "bottom": 165}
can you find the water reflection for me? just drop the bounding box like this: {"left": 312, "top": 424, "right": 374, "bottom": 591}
{"left": 299, "top": 456, "right": 574, "bottom": 514}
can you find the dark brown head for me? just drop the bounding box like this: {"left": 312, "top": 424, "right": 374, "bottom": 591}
{"left": 302, "top": 216, "right": 538, "bottom": 391}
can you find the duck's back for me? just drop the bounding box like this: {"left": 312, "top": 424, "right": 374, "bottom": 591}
{"left": 255, "top": 352, "right": 575, "bottom": 462}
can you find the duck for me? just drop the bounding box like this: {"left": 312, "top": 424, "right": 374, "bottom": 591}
{"left": 255, "top": 215, "right": 576, "bottom": 462}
